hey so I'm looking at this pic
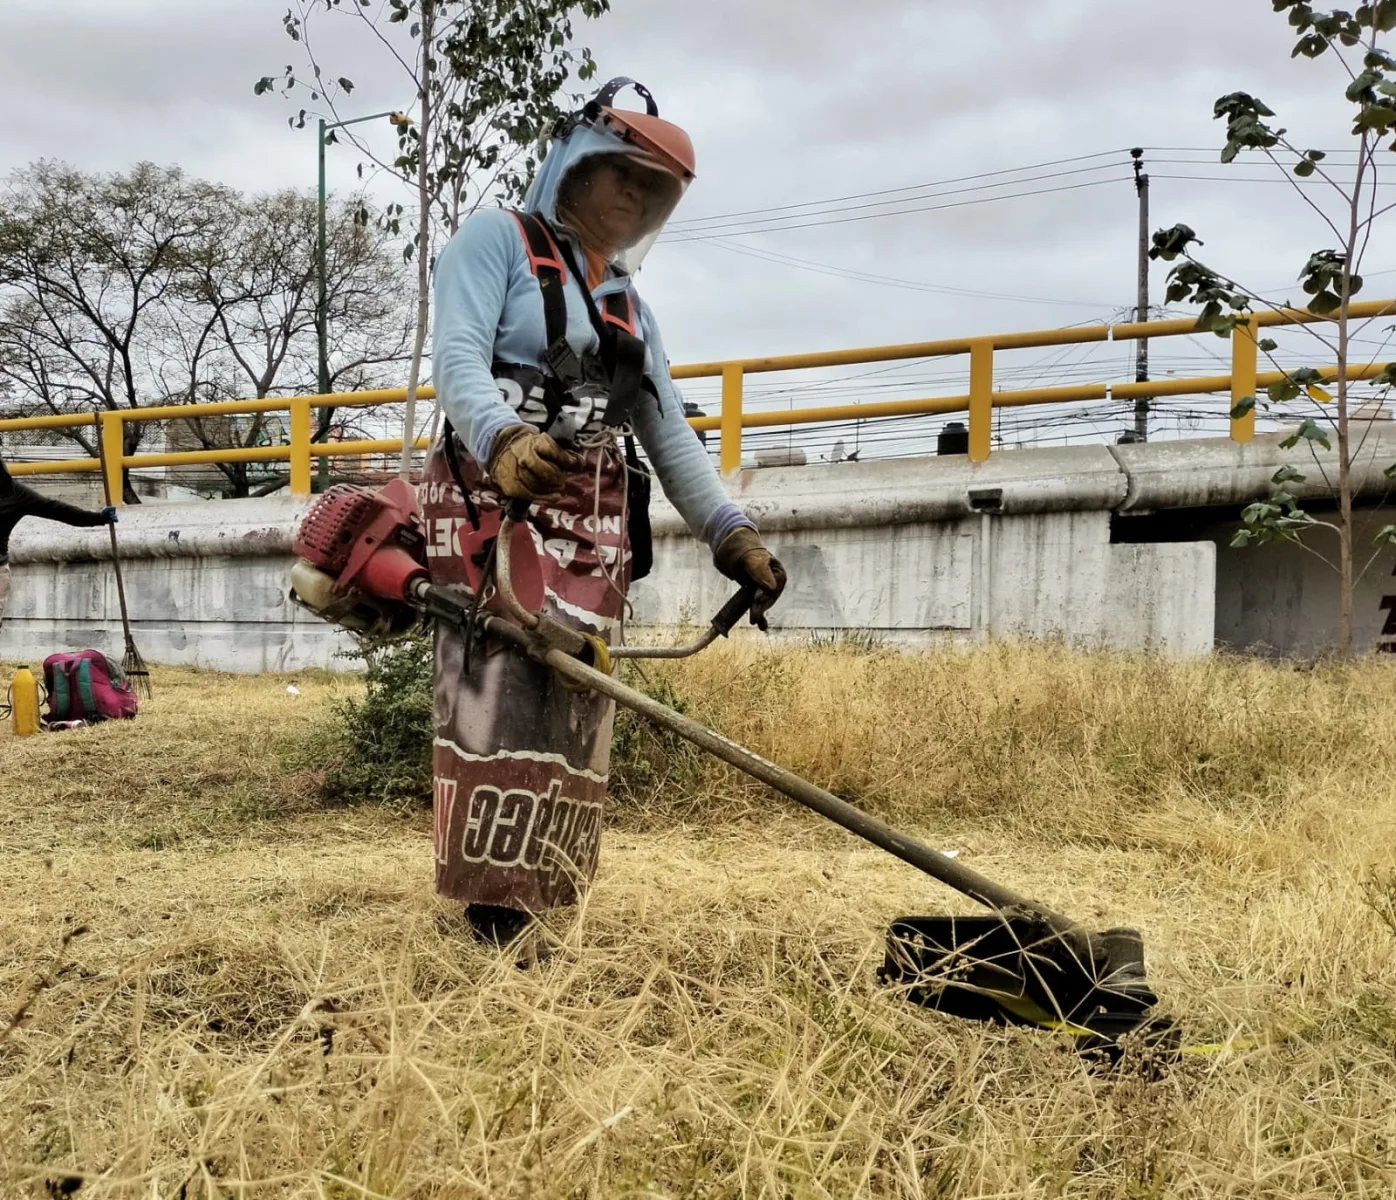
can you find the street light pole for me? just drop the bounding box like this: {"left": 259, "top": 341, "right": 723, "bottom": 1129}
{"left": 315, "top": 109, "right": 400, "bottom": 489}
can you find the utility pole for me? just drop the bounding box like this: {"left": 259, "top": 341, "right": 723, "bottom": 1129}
{"left": 1131, "top": 147, "right": 1150, "bottom": 442}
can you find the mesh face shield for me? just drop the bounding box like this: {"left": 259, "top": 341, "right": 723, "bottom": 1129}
{"left": 554, "top": 150, "right": 688, "bottom": 273}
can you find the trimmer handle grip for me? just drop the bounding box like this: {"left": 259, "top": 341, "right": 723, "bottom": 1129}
{"left": 711, "top": 586, "right": 757, "bottom": 638}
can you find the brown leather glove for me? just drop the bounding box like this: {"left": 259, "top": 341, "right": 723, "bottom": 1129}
{"left": 486, "top": 424, "right": 585, "bottom": 502}
{"left": 713, "top": 527, "right": 787, "bottom": 631}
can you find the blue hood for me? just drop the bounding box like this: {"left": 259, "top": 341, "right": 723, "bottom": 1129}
{"left": 523, "top": 124, "right": 659, "bottom": 231}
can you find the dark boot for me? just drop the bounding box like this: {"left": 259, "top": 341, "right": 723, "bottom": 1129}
{"left": 465, "top": 903, "right": 556, "bottom": 967}
{"left": 465, "top": 903, "right": 533, "bottom": 947}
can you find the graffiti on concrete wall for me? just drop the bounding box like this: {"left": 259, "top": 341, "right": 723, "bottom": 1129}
{"left": 231, "top": 415, "right": 288, "bottom": 447}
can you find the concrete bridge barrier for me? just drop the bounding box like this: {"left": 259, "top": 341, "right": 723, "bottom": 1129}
{"left": 2, "top": 429, "right": 1392, "bottom": 670}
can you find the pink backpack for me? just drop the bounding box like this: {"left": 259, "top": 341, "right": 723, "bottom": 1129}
{"left": 43, "top": 651, "right": 139, "bottom": 723}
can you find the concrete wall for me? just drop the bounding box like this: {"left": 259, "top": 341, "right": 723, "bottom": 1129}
{"left": 0, "top": 498, "right": 354, "bottom": 673}
{"left": 2, "top": 428, "right": 1392, "bottom": 671}
{"left": 637, "top": 509, "right": 1214, "bottom": 651}
{"left": 1105, "top": 430, "right": 1396, "bottom": 655}
{"left": 1205, "top": 511, "right": 1395, "bottom": 656}
{"left": 635, "top": 445, "right": 1212, "bottom": 650}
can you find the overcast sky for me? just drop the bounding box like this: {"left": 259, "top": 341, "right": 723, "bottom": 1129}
{"left": 3, "top": 0, "right": 1392, "bottom": 447}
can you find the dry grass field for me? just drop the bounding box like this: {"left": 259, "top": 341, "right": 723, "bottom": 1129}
{"left": 1, "top": 642, "right": 1395, "bottom": 1198}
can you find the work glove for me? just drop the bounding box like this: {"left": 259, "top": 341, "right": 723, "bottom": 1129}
{"left": 485, "top": 424, "right": 585, "bottom": 503}
{"left": 713, "top": 527, "right": 787, "bottom": 631}
{"left": 101, "top": 506, "right": 118, "bottom": 524}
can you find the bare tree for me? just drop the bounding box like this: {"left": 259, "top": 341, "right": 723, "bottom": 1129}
{"left": 162, "top": 189, "right": 414, "bottom": 496}
{"left": 0, "top": 162, "right": 228, "bottom": 499}
{"left": 0, "top": 163, "right": 414, "bottom": 499}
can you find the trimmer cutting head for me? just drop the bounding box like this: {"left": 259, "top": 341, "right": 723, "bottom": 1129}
{"left": 881, "top": 913, "right": 1180, "bottom": 1061}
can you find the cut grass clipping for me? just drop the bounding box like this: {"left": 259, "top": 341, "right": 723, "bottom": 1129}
{"left": 2, "top": 643, "right": 1396, "bottom": 1197}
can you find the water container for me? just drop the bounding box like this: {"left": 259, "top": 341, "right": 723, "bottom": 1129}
{"left": 11, "top": 666, "right": 39, "bottom": 736}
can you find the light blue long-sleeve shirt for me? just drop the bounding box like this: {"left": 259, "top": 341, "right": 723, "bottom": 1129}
{"left": 431, "top": 127, "right": 751, "bottom": 550}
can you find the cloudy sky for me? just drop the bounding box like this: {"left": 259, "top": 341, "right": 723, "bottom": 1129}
{"left": 3, "top": 0, "right": 1391, "bottom": 449}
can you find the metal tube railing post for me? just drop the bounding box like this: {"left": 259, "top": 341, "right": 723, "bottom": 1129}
{"left": 1230, "top": 318, "right": 1258, "bottom": 444}
{"left": 720, "top": 363, "right": 744, "bottom": 474}
{"left": 289, "top": 398, "right": 313, "bottom": 497}
{"left": 968, "top": 340, "right": 994, "bottom": 463}
{"left": 100, "top": 412, "right": 125, "bottom": 506}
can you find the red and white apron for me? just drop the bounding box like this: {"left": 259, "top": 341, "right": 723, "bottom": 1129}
{"left": 420, "top": 437, "right": 629, "bottom": 912}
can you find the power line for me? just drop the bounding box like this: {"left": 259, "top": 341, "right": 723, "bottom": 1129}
{"left": 664, "top": 144, "right": 1379, "bottom": 243}
{"left": 697, "top": 238, "right": 1118, "bottom": 308}
{"left": 1152, "top": 173, "right": 1396, "bottom": 186}
{"left": 1146, "top": 145, "right": 1367, "bottom": 155}
{"left": 665, "top": 149, "right": 1132, "bottom": 231}
{"left": 664, "top": 176, "right": 1135, "bottom": 244}
{"left": 668, "top": 144, "right": 1373, "bottom": 236}
{"left": 664, "top": 166, "right": 1132, "bottom": 242}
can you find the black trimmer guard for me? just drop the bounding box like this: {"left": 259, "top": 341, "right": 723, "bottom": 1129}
{"left": 881, "top": 913, "right": 1180, "bottom": 1060}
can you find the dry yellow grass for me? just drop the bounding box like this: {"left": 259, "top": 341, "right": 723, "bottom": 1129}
{"left": 2, "top": 643, "right": 1396, "bottom": 1198}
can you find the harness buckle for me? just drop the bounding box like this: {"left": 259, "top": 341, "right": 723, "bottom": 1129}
{"left": 544, "top": 338, "right": 586, "bottom": 387}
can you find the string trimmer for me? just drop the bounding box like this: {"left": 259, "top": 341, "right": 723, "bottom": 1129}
{"left": 287, "top": 481, "right": 1178, "bottom": 1059}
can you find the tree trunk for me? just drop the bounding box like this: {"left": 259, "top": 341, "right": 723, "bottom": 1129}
{"left": 1337, "top": 297, "right": 1354, "bottom": 655}
{"left": 1336, "top": 131, "right": 1369, "bottom": 657}
{"left": 122, "top": 423, "right": 142, "bottom": 505}
{"left": 399, "top": 0, "right": 434, "bottom": 483}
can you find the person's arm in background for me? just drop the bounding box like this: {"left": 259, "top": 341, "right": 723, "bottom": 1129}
{"left": 12, "top": 482, "right": 114, "bottom": 528}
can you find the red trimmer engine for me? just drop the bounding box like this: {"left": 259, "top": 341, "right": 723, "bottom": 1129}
{"left": 289, "top": 479, "right": 429, "bottom": 637}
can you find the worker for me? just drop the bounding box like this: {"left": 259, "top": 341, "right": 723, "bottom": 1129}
{"left": 0, "top": 458, "right": 116, "bottom": 626}
{"left": 423, "top": 78, "right": 785, "bottom": 949}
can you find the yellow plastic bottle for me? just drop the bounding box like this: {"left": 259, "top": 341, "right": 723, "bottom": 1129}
{"left": 11, "top": 666, "right": 39, "bottom": 737}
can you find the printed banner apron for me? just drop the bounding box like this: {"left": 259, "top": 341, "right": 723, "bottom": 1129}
{"left": 420, "top": 437, "right": 629, "bottom": 912}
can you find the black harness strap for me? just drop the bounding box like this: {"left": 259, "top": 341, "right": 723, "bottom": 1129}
{"left": 601, "top": 290, "right": 636, "bottom": 336}
{"left": 623, "top": 431, "right": 653, "bottom": 579}
{"left": 510, "top": 209, "right": 568, "bottom": 324}
{"left": 551, "top": 234, "right": 649, "bottom": 429}
{"left": 510, "top": 209, "right": 656, "bottom": 429}
{"left": 441, "top": 418, "right": 481, "bottom": 531}
{"left": 508, "top": 209, "right": 658, "bottom": 582}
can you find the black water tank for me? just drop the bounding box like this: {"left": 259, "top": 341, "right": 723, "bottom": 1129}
{"left": 683, "top": 401, "right": 707, "bottom": 446}
{"left": 937, "top": 421, "right": 969, "bottom": 455}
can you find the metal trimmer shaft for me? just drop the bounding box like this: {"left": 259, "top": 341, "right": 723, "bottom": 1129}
{"left": 416, "top": 579, "right": 1076, "bottom": 934}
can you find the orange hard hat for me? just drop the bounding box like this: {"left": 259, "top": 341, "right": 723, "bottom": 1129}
{"left": 560, "top": 78, "right": 697, "bottom": 183}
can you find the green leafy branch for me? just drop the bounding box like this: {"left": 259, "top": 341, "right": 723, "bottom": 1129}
{"left": 256, "top": 0, "right": 610, "bottom": 254}
{"left": 1230, "top": 441, "right": 1396, "bottom": 558}
{"left": 1231, "top": 464, "right": 1325, "bottom": 550}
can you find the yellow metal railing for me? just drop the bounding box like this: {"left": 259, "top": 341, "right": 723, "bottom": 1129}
{"left": 1, "top": 301, "right": 1391, "bottom": 502}
{"left": 672, "top": 299, "right": 1396, "bottom": 472}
